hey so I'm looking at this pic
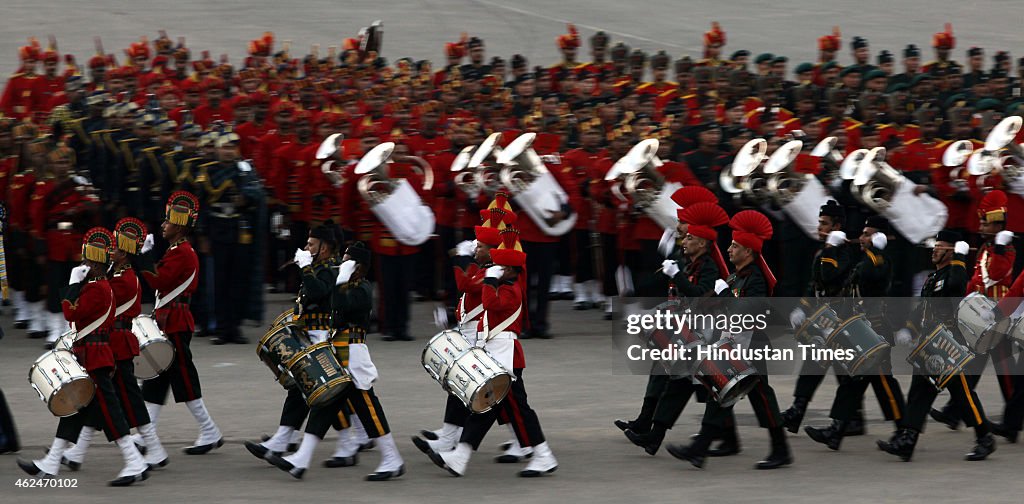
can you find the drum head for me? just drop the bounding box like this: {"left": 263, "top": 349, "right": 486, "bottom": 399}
{"left": 50, "top": 378, "right": 95, "bottom": 417}
{"left": 469, "top": 373, "right": 511, "bottom": 413}
{"left": 134, "top": 340, "right": 176, "bottom": 380}
{"left": 716, "top": 371, "right": 759, "bottom": 408}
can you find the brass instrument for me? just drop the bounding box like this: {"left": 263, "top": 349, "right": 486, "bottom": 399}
{"left": 962, "top": 116, "right": 1024, "bottom": 195}
{"left": 496, "top": 133, "right": 577, "bottom": 236}
{"left": 315, "top": 133, "right": 346, "bottom": 188}
{"left": 354, "top": 142, "right": 435, "bottom": 245}
{"left": 720, "top": 138, "right": 770, "bottom": 204}
{"left": 854, "top": 146, "right": 947, "bottom": 244}
{"left": 603, "top": 138, "right": 680, "bottom": 230}
{"left": 811, "top": 136, "right": 846, "bottom": 187}
{"left": 452, "top": 133, "right": 503, "bottom": 198}
{"left": 763, "top": 139, "right": 806, "bottom": 205}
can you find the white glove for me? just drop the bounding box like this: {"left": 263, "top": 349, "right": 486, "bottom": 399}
{"left": 996, "top": 230, "right": 1014, "bottom": 246}
{"left": 140, "top": 234, "right": 155, "bottom": 254}
{"left": 661, "top": 259, "right": 680, "bottom": 279}
{"left": 658, "top": 228, "right": 677, "bottom": 257}
{"left": 954, "top": 241, "right": 969, "bottom": 255}
{"left": 790, "top": 307, "right": 806, "bottom": 328}
{"left": 455, "top": 240, "right": 476, "bottom": 257}
{"left": 895, "top": 328, "right": 913, "bottom": 346}
{"left": 486, "top": 265, "right": 505, "bottom": 279}
{"left": 871, "top": 232, "right": 888, "bottom": 251}
{"left": 293, "top": 248, "right": 313, "bottom": 268}
{"left": 69, "top": 264, "right": 90, "bottom": 285}
{"left": 714, "top": 279, "right": 730, "bottom": 295}
{"left": 433, "top": 305, "right": 450, "bottom": 329}
{"left": 826, "top": 230, "right": 847, "bottom": 247}
{"left": 336, "top": 260, "right": 356, "bottom": 285}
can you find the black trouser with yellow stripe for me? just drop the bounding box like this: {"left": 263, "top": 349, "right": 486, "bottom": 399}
{"left": 828, "top": 352, "right": 904, "bottom": 423}
{"left": 903, "top": 373, "right": 986, "bottom": 433}
{"left": 304, "top": 387, "right": 391, "bottom": 439}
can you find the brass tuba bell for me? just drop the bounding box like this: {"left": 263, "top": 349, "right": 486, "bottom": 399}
{"left": 315, "top": 133, "right": 346, "bottom": 188}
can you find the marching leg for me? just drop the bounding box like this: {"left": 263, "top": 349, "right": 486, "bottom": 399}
{"left": 183, "top": 398, "right": 223, "bottom": 454}
{"left": 110, "top": 437, "right": 149, "bottom": 487}
{"left": 60, "top": 426, "right": 96, "bottom": 470}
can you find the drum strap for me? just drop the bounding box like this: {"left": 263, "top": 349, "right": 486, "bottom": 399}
{"left": 154, "top": 270, "right": 197, "bottom": 310}
{"left": 72, "top": 291, "right": 115, "bottom": 340}
{"left": 458, "top": 295, "right": 484, "bottom": 326}
{"left": 115, "top": 278, "right": 140, "bottom": 317}
{"left": 482, "top": 304, "right": 522, "bottom": 342}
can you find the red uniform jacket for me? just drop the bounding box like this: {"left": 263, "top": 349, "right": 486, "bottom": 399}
{"left": 109, "top": 265, "right": 142, "bottom": 361}
{"left": 478, "top": 277, "right": 526, "bottom": 368}
{"left": 6, "top": 171, "right": 34, "bottom": 231}
{"left": 62, "top": 278, "right": 116, "bottom": 371}
{"left": 0, "top": 71, "right": 39, "bottom": 119}
{"left": 33, "top": 74, "right": 65, "bottom": 113}
{"left": 31, "top": 178, "right": 97, "bottom": 261}
{"left": 967, "top": 241, "right": 1016, "bottom": 299}
{"left": 235, "top": 120, "right": 272, "bottom": 162}
{"left": 140, "top": 238, "right": 199, "bottom": 334}
{"left": 193, "top": 101, "right": 235, "bottom": 129}
{"left": 562, "top": 147, "right": 608, "bottom": 231}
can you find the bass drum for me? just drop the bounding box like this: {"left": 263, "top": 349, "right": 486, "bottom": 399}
{"left": 28, "top": 350, "right": 95, "bottom": 417}
{"left": 285, "top": 342, "right": 352, "bottom": 407}
{"left": 258, "top": 323, "right": 311, "bottom": 389}
{"left": 907, "top": 324, "right": 975, "bottom": 390}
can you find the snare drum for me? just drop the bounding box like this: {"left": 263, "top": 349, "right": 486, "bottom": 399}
{"left": 28, "top": 350, "right": 95, "bottom": 417}
{"left": 284, "top": 342, "right": 351, "bottom": 407}
{"left": 826, "top": 314, "right": 891, "bottom": 375}
{"left": 794, "top": 304, "right": 841, "bottom": 346}
{"left": 421, "top": 329, "right": 473, "bottom": 385}
{"left": 258, "top": 323, "right": 311, "bottom": 389}
{"left": 443, "top": 348, "right": 512, "bottom": 413}
{"left": 55, "top": 329, "right": 78, "bottom": 352}
{"left": 132, "top": 315, "right": 176, "bottom": 379}
{"left": 272, "top": 309, "right": 296, "bottom": 328}
{"left": 957, "top": 292, "right": 1012, "bottom": 353}
{"left": 907, "top": 324, "right": 976, "bottom": 390}
{"left": 693, "top": 338, "right": 759, "bottom": 408}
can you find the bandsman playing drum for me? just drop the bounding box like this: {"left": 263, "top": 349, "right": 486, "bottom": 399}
{"left": 877, "top": 229, "right": 996, "bottom": 461}
{"left": 61, "top": 218, "right": 169, "bottom": 471}
{"left": 267, "top": 241, "right": 406, "bottom": 481}
{"left": 138, "top": 191, "right": 224, "bottom": 455}
{"left": 18, "top": 228, "right": 150, "bottom": 486}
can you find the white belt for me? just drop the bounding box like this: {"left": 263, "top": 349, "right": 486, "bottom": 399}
{"left": 488, "top": 331, "right": 517, "bottom": 340}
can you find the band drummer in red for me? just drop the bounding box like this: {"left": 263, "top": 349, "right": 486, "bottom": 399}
{"left": 18, "top": 228, "right": 150, "bottom": 486}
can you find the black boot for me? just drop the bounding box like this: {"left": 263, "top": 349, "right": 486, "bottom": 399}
{"left": 966, "top": 433, "right": 996, "bottom": 461}
{"left": 756, "top": 427, "right": 792, "bottom": 469}
{"left": 804, "top": 419, "right": 846, "bottom": 451}
{"left": 781, "top": 396, "right": 809, "bottom": 434}
{"left": 625, "top": 423, "right": 666, "bottom": 456}
{"left": 708, "top": 424, "right": 741, "bottom": 457}
{"left": 877, "top": 429, "right": 917, "bottom": 461}
{"left": 844, "top": 412, "right": 866, "bottom": 436}
{"left": 929, "top": 406, "right": 959, "bottom": 430}
{"left": 615, "top": 397, "right": 656, "bottom": 434}
{"left": 666, "top": 426, "right": 715, "bottom": 469}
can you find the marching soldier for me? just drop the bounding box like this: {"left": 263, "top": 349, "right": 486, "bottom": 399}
{"left": 18, "top": 228, "right": 149, "bottom": 486}
{"left": 623, "top": 200, "right": 730, "bottom": 456}
{"left": 803, "top": 215, "right": 907, "bottom": 450}
{"left": 932, "top": 190, "right": 1017, "bottom": 429}
{"left": 667, "top": 210, "right": 792, "bottom": 470}
{"left": 245, "top": 220, "right": 341, "bottom": 462}
{"left": 61, "top": 218, "right": 168, "bottom": 470}
{"left": 424, "top": 225, "right": 559, "bottom": 477}
{"left": 877, "top": 229, "right": 996, "bottom": 461}
{"left": 138, "top": 191, "right": 224, "bottom": 454}
{"left": 267, "top": 241, "right": 406, "bottom": 481}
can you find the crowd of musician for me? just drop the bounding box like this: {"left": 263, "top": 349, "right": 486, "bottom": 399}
{"left": 2, "top": 21, "right": 1024, "bottom": 349}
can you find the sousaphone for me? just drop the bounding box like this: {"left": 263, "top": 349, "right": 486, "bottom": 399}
{"left": 355, "top": 142, "right": 436, "bottom": 245}
{"left": 496, "top": 133, "right": 577, "bottom": 236}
